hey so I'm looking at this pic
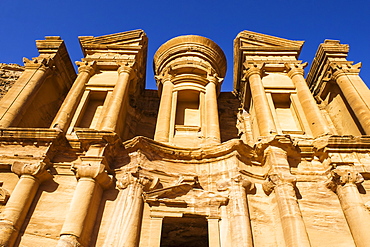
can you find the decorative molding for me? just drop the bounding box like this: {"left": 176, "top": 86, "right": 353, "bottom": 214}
{"left": 326, "top": 167, "right": 364, "bottom": 192}
{"left": 11, "top": 161, "right": 52, "bottom": 183}
{"left": 71, "top": 162, "right": 112, "bottom": 189}
{"left": 0, "top": 181, "right": 10, "bottom": 205}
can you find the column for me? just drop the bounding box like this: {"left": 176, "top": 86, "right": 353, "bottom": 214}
{"left": 51, "top": 61, "right": 96, "bottom": 131}
{"left": 154, "top": 73, "right": 174, "bottom": 142}
{"left": 217, "top": 175, "right": 254, "bottom": 247}
{"left": 326, "top": 167, "right": 370, "bottom": 247}
{"left": 57, "top": 162, "right": 112, "bottom": 247}
{"left": 148, "top": 216, "right": 164, "bottom": 247}
{"left": 100, "top": 64, "right": 133, "bottom": 132}
{"left": 287, "top": 63, "right": 331, "bottom": 137}
{"left": 103, "top": 172, "right": 155, "bottom": 247}
{"left": 0, "top": 162, "right": 52, "bottom": 247}
{"left": 0, "top": 59, "right": 50, "bottom": 127}
{"left": 263, "top": 147, "right": 311, "bottom": 247}
{"left": 207, "top": 217, "right": 221, "bottom": 247}
{"left": 243, "top": 63, "right": 276, "bottom": 136}
{"left": 205, "top": 75, "right": 221, "bottom": 144}
{"left": 331, "top": 63, "right": 370, "bottom": 134}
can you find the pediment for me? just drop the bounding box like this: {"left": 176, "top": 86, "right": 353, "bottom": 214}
{"left": 236, "top": 30, "right": 304, "bottom": 50}
{"left": 145, "top": 185, "right": 228, "bottom": 207}
{"left": 79, "top": 29, "right": 147, "bottom": 56}
{"left": 79, "top": 29, "right": 146, "bottom": 47}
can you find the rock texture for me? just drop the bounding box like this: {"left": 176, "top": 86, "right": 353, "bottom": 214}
{"left": 0, "top": 30, "right": 370, "bottom": 247}
{"left": 0, "top": 63, "right": 24, "bottom": 99}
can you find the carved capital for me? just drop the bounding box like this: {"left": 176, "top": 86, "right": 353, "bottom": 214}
{"left": 23, "top": 57, "right": 52, "bottom": 71}
{"left": 154, "top": 67, "right": 174, "bottom": 84}
{"left": 117, "top": 61, "right": 135, "bottom": 75}
{"left": 0, "top": 182, "right": 10, "bottom": 205}
{"left": 71, "top": 163, "right": 112, "bottom": 189}
{"left": 326, "top": 168, "right": 364, "bottom": 192}
{"left": 117, "top": 172, "right": 158, "bottom": 192}
{"left": 263, "top": 173, "right": 297, "bottom": 196}
{"left": 329, "top": 62, "right": 362, "bottom": 80}
{"left": 217, "top": 175, "right": 254, "bottom": 192}
{"left": 242, "top": 62, "right": 264, "bottom": 80}
{"left": 75, "top": 61, "right": 97, "bottom": 75}
{"left": 286, "top": 62, "right": 308, "bottom": 78}
{"left": 207, "top": 73, "right": 223, "bottom": 85}
{"left": 11, "top": 161, "right": 52, "bottom": 183}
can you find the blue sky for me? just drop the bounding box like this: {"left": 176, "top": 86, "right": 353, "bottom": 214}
{"left": 1, "top": 0, "right": 369, "bottom": 92}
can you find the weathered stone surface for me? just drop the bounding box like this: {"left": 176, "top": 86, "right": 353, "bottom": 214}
{"left": 0, "top": 30, "right": 369, "bottom": 247}
{"left": 0, "top": 63, "right": 24, "bottom": 99}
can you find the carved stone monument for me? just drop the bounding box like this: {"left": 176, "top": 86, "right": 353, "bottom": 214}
{"left": 0, "top": 29, "right": 369, "bottom": 246}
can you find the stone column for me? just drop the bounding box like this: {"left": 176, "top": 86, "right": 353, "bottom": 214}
{"left": 103, "top": 172, "right": 156, "bottom": 247}
{"left": 326, "top": 167, "right": 370, "bottom": 247}
{"left": 263, "top": 147, "right": 311, "bottom": 247}
{"left": 205, "top": 75, "right": 221, "bottom": 144}
{"left": 243, "top": 63, "right": 276, "bottom": 136}
{"left": 100, "top": 64, "right": 133, "bottom": 132}
{"left": 287, "top": 63, "right": 331, "bottom": 137}
{"left": 0, "top": 58, "right": 51, "bottom": 127}
{"left": 0, "top": 162, "right": 52, "bottom": 247}
{"left": 154, "top": 73, "right": 174, "bottom": 142}
{"left": 331, "top": 63, "right": 370, "bottom": 134}
{"left": 207, "top": 217, "right": 221, "bottom": 247}
{"left": 147, "top": 216, "right": 164, "bottom": 247}
{"left": 51, "top": 61, "right": 96, "bottom": 131}
{"left": 57, "top": 162, "right": 112, "bottom": 247}
{"left": 217, "top": 175, "right": 254, "bottom": 247}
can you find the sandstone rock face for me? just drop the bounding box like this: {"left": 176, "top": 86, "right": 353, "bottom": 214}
{"left": 0, "top": 63, "right": 24, "bottom": 99}
{"left": 0, "top": 30, "right": 370, "bottom": 247}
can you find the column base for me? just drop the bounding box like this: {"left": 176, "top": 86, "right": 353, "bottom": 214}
{"left": 57, "top": 235, "right": 82, "bottom": 247}
{"left": 0, "top": 221, "right": 17, "bottom": 247}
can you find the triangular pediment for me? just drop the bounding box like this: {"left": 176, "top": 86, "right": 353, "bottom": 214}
{"left": 79, "top": 29, "right": 146, "bottom": 47}
{"left": 78, "top": 30, "right": 148, "bottom": 57}
{"left": 236, "top": 30, "right": 304, "bottom": 50}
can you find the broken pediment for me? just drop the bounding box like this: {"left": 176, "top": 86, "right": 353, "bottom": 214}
{"left": 235, "top": 30, "right": 304, "bottom": 52}
{"left": 78, "top": 29, "right": 148, "bottom": 57}
{"left": 145, "top": 184, "right": 228, "bottom": 208}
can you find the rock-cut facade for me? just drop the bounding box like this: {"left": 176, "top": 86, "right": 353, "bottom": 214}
{"left": 0, "top": 30, "right": 370, "bottom": 247}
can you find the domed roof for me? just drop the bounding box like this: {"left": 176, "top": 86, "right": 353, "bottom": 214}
{"left": 154, "top": 35, "right": 227, "bottom": 78}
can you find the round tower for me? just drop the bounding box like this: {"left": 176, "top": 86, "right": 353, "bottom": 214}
{"left": 153, "top": 35, "right": 226, "bottom": 147}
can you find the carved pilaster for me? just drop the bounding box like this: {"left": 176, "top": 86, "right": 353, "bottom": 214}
{"left": 0, "top": 162, "right": 52, "bottom": 247}
{"left": 325, "top": 167, "right": 370, "bottom": 247}
{"left": 103, "top": 172, "right": 158, "bottom": 247}
{"left": 325, "top": 61, "right": 370, "bottom": 134}
{"left": 58, "top": 161, "right": 112, "bottom": 247}
{"left": 154, "top": 68, "right": 175, "bottom": 143}
{"left": 242, "top": 62, "right": 276, "bottom": 136}
{"left": 262, "top": 146, "right": 311, "bottom": 247}
{"left": 99, "top": 62, "right": 134, "bottom": 133}
{"left": 205, "top": 73, "right": 222, "bottom": 144}
{"left": 217, "top": 175, "right": 254, "bottom": 247}
{"left": 286, "top": 62, "right": 331, "bottom": 137}
{"left": 0, "top": 57, "right": 52, "bottom": 127}
{"left": 51, "top": 60, "right": 97, "bottom": 131}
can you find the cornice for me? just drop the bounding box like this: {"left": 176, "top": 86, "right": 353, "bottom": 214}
{"left": 233, "top": 30, "right": 304, "bottom": 95}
